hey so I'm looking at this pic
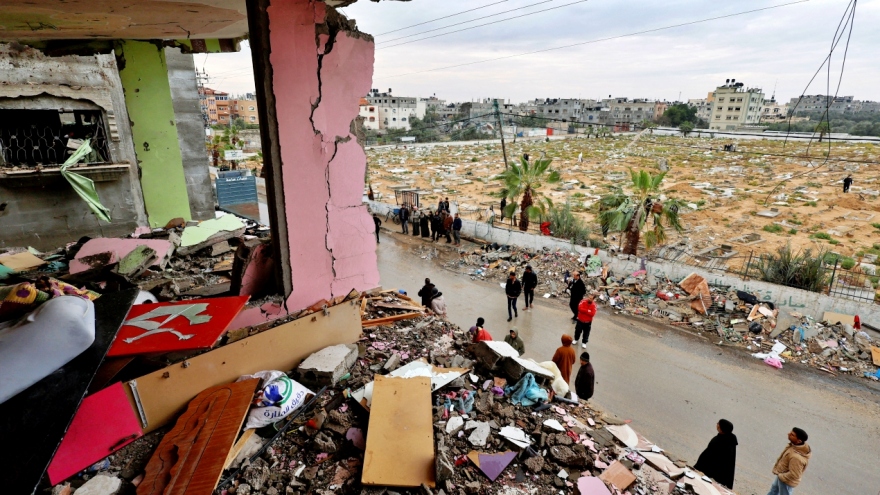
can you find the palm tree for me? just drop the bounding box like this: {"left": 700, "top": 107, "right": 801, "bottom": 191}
{"left": 599, "top": 169, "right": 684, "bottom": 255}
{"left": 496, "top": 155, "right": 561, "bottom": 231}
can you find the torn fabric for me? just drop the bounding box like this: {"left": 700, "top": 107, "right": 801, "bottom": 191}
{"left": 60, "top": 139, "right": 112, "bottom": 223}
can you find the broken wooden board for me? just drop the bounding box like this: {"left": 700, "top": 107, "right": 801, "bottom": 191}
{"left": 107, "top": 296, "right": 249, "bottom": 357}
{"left": 361, "top": 311, "right": 422, "bottom": 328}
{"left": 0, "top": 251, "right": 46, "bottom": 272}
{"left": 871, "top": 346, "right": 880, "bottom": 367}
{"left": 599, "top": 460, "right": 636, "bottom": 491}
{"left": 127, "top": 300, "right": 362, "bottom": 433}
{"left": 0, "top": 289, "right": 137, "bottom": 495}
{"left": 48, "top": 382, "right": 143, "bottom": 484}
{"left": 138, "top": 379, "right": 259, "bottom": 495}
{"left": 371, "top": 301, "right": 425, "bottom": 312}
{"left": 362, "top": 375, "right": 435, "bottom": 488}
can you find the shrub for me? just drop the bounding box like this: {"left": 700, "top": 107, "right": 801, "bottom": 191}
{"left": 840, "top": 257, "right": 856, "bottom": 270}
{"left": 789, "top": 229, "right": 798, "bottom": 235}
{"left": 828, "top": 239, "right": 841, "bottom": 245}
{"left": 806, "top": 201, "right": 818, "bottom": 207}
{"left": 763, "top": 224, "right": 784, "bottom": 233}
{"left": 811, "top": 232, "right": 832, "bottom": 240}
{"left": 871, "top": 223, "right": 880, "bottom": 230}
{"left": 547, "top": 201, "right": 592, "bottom": 246}
{"left": 749, "top": 244, "right": 829, "bottom": 293}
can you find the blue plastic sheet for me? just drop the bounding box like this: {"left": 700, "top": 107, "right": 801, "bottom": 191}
{"left": 505, "top": 373, "right": 548, "bottom": 406}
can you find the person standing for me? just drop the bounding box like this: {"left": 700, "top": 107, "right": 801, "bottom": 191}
{"left": 412, "top": 208, "right": 421, "bottom": 236}
{"left": 505, "top": 271, "right": 522, "bottom": 322}
{"left": 431, "top": 212, "right": 441, "bottom": 242}
{"left": 452, "top": 213, "right": 463, "bottom": 246}
{"left": 575, "top": 293, "right": 597, "bottom": 348}
{"left": 567, "top": 271, "right": 586, "bottom": 322}
{"left": 694, "top": 419, "right": 738, "bottom": 490}
{"left": 766, "top": 428, "right": 811, "bottom": 495}
{"left": 500, "top": 197, "right": 507, "bottom": 221}
{"left": 443, "top": 212, "right": 454, "bottom": 243}
{"left": 372, "top": 213, "right": 382, "bottom": 244}
{"left": 522, "top": 265, "right": 538, "bottom": 310}
{"left": 504, "top": 328, "right": 525, "bottom": 354}
{"left": 420, "top": 210, "right": 430, "bottom": 238}
{"left": 552, "top": 334, "right": 576, "bottom": 384}
{"left": 399, "top": 204, "right": 410, "bottom": 234}
{"left": 442, "top": 197, "right": 450, "bottom": 213}
{"left": 574, "top": 351, "right": 594, "bottom": 402}
{"left": 430, "top": 287, "right": 447, "bottom": 317}
{"left": 418, "top": 278, "right": 436, "bottom": 308}
{"left": 843, "top": 174, "right": 853, "bottom": 193}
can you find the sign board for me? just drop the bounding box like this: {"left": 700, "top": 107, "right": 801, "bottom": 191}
{"left": 224, "top": 149, "right": 245, "bottom": 161}
{"left": 399, "top": 137, "right": 416, "bottom": 143}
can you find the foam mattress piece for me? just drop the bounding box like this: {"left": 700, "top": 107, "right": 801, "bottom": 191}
{"left": 0, "top": 296, "right": 96, "bottom": 404}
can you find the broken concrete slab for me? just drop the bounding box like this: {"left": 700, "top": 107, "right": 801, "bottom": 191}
{"left": 70, "top": 238, "right": 174, "bottom": 274}
{"left": 445, "top": 416, "right": 464, "bottom": 436}
{"left": 112, "top": 245, "right": 157, "bottom": 279}
{"left": 75, "top": 474, "right": 122, "bottom": 495}
{"left": 177, "top": 214, "right": 246, "bottom": 256}
{"left": 297, "top": 344, "right": 358, "bottom": 387}
{"left": 467, "top": 421, "right": 491, "bottom": 446}
{"left": 756, "top": 209, "right": 781, "bottom": 218}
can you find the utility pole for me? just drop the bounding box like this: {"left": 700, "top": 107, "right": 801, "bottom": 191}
{"left": 493, "top": 98, "right": 510, "bottom": 169}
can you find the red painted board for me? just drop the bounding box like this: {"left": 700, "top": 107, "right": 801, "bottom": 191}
{"left": 108, "top": 296, "right": 249, "bottom": 357}
{"left": 48, "top": 383, "right": 143, "bottom": 485}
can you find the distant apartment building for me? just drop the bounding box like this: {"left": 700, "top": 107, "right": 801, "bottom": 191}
{"left": 231, "top": 93, "right": 259, "bottom": 125}
{"left": 708, "top": 79, "right": 764, "bottom": 130}
{"left": 760, "top": 98, "right": 788, "bottom": 123}
{"left": 533, "top": 98, "right": 598, "bottom": 122}
{"left": 687, "top": 95, "right": 714, "bottom": 122}
{"left": 468, "top": 98, "right": 509, "bottom": 125}
{"left": 787, "top": 95, "right": 880, "bottom": 114}
{"left": 199, "top": 87, "right": 230, "bottom": 125}
{"left": 600, "top": 97, "right": 666, "bottom": 129}
{"left": 362, "top": 88, "right": 426, "bottom": 131}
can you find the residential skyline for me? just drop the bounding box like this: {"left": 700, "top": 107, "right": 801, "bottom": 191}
{"left": 202, "top": 0, "right": 878, "bottom": 103}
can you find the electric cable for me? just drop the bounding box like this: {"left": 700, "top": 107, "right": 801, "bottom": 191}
{"left": 374, "top": 0, "right": 510, "bottom": 36}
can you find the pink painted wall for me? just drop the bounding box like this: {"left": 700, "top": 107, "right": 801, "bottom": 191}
{"left": 268, "top": 0, "right": 379, "bottom": 312}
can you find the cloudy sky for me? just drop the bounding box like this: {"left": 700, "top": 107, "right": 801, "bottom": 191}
{"left": 203, "top": 0, "right": 877, "bottom": 104}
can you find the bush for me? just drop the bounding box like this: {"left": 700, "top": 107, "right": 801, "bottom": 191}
{"left": 841, "top": 257, "right": 856, "bottom": 270}
{"left": 789, "top": 229, "right": 798, "bottom": 235}
{"left": 806, "top": 201, "right": 818, "bottom": 207}
{"left": 811, "top": 232, "right": 832, "bottom": 240}
{"left": 749, "top": 244, "right": 829, "bottom": 293}
{"left": 547, "top": 201, "right": 592, "bottom": 246}
{"left": 763, "top": 224, "right": 784, "bottom": 233}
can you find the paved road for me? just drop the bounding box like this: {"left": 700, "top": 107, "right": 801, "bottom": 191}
{"left": 375, "top": 231, "right": 880, "bottom": 495}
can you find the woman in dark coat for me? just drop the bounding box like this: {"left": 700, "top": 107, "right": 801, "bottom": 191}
{"left": 430, "top": 212, "right": 441, "bottom": 242}
{"left": 420, "top": 210, "right": 430, "bottom": 238}
{"left": 694, "top": 419, "right": 737, "bottom": 489}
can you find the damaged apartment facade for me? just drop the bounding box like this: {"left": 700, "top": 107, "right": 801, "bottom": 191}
{"left": 0, "top": 0, "right": 390, "bottom": 316}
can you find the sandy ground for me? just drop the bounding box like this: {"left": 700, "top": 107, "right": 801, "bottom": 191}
{"left": 366, "top": 134, "right": 880, "bottom": 291}
{"left": 376, "top": 231, "right": 880, "bottom": 495}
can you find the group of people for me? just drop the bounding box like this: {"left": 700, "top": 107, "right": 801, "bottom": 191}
{"left": 504, "top": 265, "right": 538, "bottom": 321}
{"left": 388, "top": 198, "right": 462, "bottom": 246}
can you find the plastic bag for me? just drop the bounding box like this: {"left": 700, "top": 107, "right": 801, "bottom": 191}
{"left": 505, "top": 373, "right": 548, "bottom": 406}
{"left": 238, "top": 370, "right": 313, "bottom": 429}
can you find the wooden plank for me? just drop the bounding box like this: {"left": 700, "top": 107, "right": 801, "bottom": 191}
{"left": 372, "top": 302, "right": 425, "bottom": 312}
{"left": 127, "top": 301, "right": 362, "bottom": 433}
{"left": 361, "top": 312, "right": 422, "bottom": 328}
{"left": 871, "top": 346, "right": 880, "bottom": 367}
{"left": 138, "top": 378, "right": 259, "bottom": 495}
{"left": 362, "top": 376, "right": 435, "bottom": 488}
{"left": 822, "top": 311, "right": 855, "bottom": 326}
{"left": 224, "top": 429, "right": 257, "bottom": 470}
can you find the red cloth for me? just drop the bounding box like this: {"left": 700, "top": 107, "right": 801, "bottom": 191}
{"left": 473, "top": 327, "right": 493, "bottom": 343}
{"left": 577, "top": 299, "right": 597, "bottom": 323}
{"left": 552, "top": 334, "right": 576, "bottom": 383}
{"left": 854, "top": 315, "right": 861, "bottom": 330}
{"left": 540, "top": 222, "right": 551, "bottom": 236}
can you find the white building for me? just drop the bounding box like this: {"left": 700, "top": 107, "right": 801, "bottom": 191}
{"left": 760, "top": 98, "right": 788, "bottom": 123}
{"left": 688, "top": 93, "right": 714, "bottom": 122}
{"left": 360, "top": 88, "right": 427, "bottom": 131}
{"left": 708, "top": 79, "right": 764, "bottom": 130}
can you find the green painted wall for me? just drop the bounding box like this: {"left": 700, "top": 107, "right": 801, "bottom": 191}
{"left": 117, "top": 40, "right": 192, "bottom": 227}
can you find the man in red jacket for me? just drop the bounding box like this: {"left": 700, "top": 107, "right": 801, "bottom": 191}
{"left": 575, "top": 293, "right": 597, "bottom": 349}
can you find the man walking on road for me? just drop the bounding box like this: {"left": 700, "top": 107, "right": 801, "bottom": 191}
{"left": 694, "top": 419, "right": 737, "bottom": 490}
{"left": 575, "top": 293, "right": 597, "bottom": 348}
{"left": 372, "top": 213, "right": 382, "bottom": 244}
{"left": 505, "top": 271, "right": 522, "bottom": 322}
{"left": 452, "top": 213, "right": 463, "bottom": 246}
{"left": 568, "top": 271, "right": 586, "bottom": 322}
{"left": 574, "top": 352, "right": 594, "bottom": 402}
{"left": 522, "top": 265, "right": 537, "bottom": 310}
{"left": 767, "top": 428, "right": 811, "bottom": 495}
{"left": 399, "top": 204, "right": 410, "bottom": 234}
{"left": 504, "top": 328, "right": 525, "bottom": 354}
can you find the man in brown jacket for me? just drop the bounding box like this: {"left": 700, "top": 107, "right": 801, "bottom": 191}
{"left": 767, "top": 428, "right": 811, "bottom": 495}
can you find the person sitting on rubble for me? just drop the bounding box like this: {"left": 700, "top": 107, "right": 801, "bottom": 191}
{"left": 429, "top": 287, "right": 447, "bottom": 317}
{"left": 694, "top": 419, "right": 737, "bottom": 490}
{"left": 552, "top": 334, "right": 576, "bottom": 384}
{"left": 418, "top": 278, "right": 436, "bottom": 308}
{"left": 469, "top": 318, "right": 492, "bottom": 343}
{"left": 504, "top": 328, "right": 525, "bottom": 354}
{"left": 574, "top": 351, "right": 594, "bottom": 402}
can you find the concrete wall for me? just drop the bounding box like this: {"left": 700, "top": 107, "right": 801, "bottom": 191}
{"left": 165, "top": 47, "right": 215, "bottom": 221}
{"left": 0, "top": 43, "right": 147, "bottom": 249}
{"left": 367, "top": 200, "right": 880, "bottom": 325}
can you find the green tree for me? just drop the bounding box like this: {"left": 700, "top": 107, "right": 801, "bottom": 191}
{"left": 496, "top": 155, "right": 561, "bottom": 232}
{"left": 659, "top": 103, "right": 700, "bottom": 127}
{"left": 599, "top": 169, "right": 683, "bottom": 255}
{"left": 815, "top": 121, "right": 830, "bottom": 142}
{"left": 679, "top": 121, "right": 695, "bottom": 136}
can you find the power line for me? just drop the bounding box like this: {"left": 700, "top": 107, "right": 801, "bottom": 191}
{"left": 379, "top": 0, "right": 588, "bottom": 49}
{"left": 374, "top": 0, "right": 510, "bottom": 37}
{"left": 383, "top": 0, "right": 810, "bottom": 76}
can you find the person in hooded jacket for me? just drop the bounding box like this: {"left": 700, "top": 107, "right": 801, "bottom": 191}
{"left": 430, "top": 287, "right": 447, "bottom": 317}
{"left": 767, "top": 428, "right": 811, "bottom": 495}
{"left": 418, "top": 278, "right": 436, "bottom": 308}
{"left": 694, "top": 419, "right": 738, "bottom": 489}
{"left": 552, "top": 334, "right": 576, "bottom": 384}
{"left": 522, "top": 265, "right": 538, "bottom": 310}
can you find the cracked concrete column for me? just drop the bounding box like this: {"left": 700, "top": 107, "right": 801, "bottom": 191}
{"left": 247, "top": 0, "right": 380, "bottom": 312}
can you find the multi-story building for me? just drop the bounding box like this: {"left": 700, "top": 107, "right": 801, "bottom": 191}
{"left": 231, "top": 93, "right": 259, "bottom": 125}
{"left": 600, "top": 97, "right": 666, "bottom": 129}
{"left": 199, "top": 87, "right": 230, "bottom": 125}
{"left": 760, "top": 97, "right": 788, "bottom": 123}
{"left": 688, "top": 93, "right": 714, "bottom": 123}
{"left": 533, "top": 98, "right": 598, "bottom": 122}
{"left": 708, "top": 80, "right": 764, "bottom": 130}
{"left": 362, "top": 88, "right": 426, "bottom": 131}
{"left": 787, "top": 95, "right": 880, "bottom": 115}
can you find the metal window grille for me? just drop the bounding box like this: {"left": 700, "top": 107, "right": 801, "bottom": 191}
{"left": 0, "top": 110, "right": 110, "bottom": 167}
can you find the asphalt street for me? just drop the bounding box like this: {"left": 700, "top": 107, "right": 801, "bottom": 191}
{"left": 375, "top": 230, "right": 880, "bottom": 495}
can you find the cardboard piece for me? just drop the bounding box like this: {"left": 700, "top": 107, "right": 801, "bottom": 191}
{"left": 127, "top": 300, "right": 362, "bottom": 433}
{"left": 0, "top": 289, "right": 137, "bottom": 495}
{"left": 822, "top": 311, "right": 855, "bottom": 326}
{"left": 362, "top": 375, "right": 435, "bottom": 487}
{"left": 138, "top": 378, "right": 259, "bottom": 495}
{"left": 641, "top": 451, "right": 686, "bottom": 478}
{"left": 467, "top": 450, "right": 517, "bottom": 481}
{"left": 107, "top": 296, "right": 248, "bottom": 357}
{"left": 48, "top": 383, "right": 143, "bottom": 484}
{"left": 599, "top": 460, "right": 636, "bottom": 491}
{"left": 0, "top": 251, "right": 46, "bottom": 272}
{"left": 872, "top": 346, "right": 880, "bottom": 367}
{"left": 351, "top": 359, "right": 469, "bottom": 408}
{"left": 577, "top": 476, "right": 612, "bottom": 495}
{"left": 70, "top": 238, "right": 173, "bottom": 274}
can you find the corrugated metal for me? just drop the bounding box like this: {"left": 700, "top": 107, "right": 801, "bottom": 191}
{"left": 216, "top": 173, "right": 258, "bottom": 207}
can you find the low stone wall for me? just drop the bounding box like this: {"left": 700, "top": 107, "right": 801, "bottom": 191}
{"left": 367, "top": 200, "right": 880, "bottom": 325}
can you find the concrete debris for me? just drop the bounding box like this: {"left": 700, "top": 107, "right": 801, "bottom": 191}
{"left": 297, "top": 344, "right": 358, "bottom": 387}
{"left": 72, "top": 475, "right": 121, "bottom": 495}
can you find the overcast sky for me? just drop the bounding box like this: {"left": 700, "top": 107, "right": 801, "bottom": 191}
{"left": 202, "top": 0, "right": 877, "bottom": 104}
